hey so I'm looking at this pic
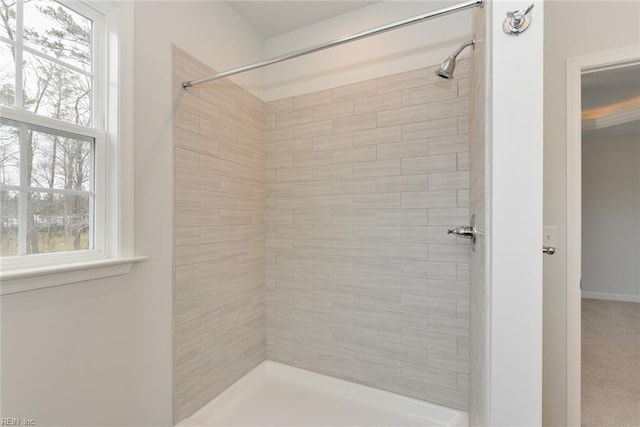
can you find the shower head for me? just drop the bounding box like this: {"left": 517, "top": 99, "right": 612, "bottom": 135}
{"left": 436, "top": 56, "right": 457, "bottom": 80}
{"left": 435, "top": 38, "right": 476, "bottom": 80}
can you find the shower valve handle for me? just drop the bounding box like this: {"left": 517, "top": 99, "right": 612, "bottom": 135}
{"left": 503, "top": 4, "right": 534, "bottom": 35}
{"left": 448, "top": 226, "right": 476, "bottom": 240}
{"left": 507, "top": 4, "right": 533, "bottom": 21}
{"left": 447, "top": 215, "right": 478, "bottom": 250}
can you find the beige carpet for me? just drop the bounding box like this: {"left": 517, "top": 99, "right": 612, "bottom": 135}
{"left": 582, "top": 298, "right": 640, "bottom": 426}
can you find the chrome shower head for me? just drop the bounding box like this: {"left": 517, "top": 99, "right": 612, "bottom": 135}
{"left": 436, "top": 56, "right": 456, "bottom": 80}
{"left": 435, "top": 38, "right": 475, "bottom": 80}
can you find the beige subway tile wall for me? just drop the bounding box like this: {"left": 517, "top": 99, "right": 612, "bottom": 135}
{"left": 469, "top": 7, "right": 489, "bottom": 425}
{"left": 265, "top": 61, "right": 471, "bottom": 410}
{"left": 173, "top": 47, "right": 265, "bottom": 422}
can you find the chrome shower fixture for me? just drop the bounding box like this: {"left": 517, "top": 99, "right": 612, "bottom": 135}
{"left": 435, "top": 38, "right": 476, "bottom": 80}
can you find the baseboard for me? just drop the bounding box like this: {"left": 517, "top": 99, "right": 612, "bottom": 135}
{"left": 582, "top": 291, "right": 640, "bottom": 303}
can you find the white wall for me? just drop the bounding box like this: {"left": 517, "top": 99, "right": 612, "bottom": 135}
{"left": 489, "top": 1, "right": 544, "bottom": 425}
{"left": 582, "top": 133, "right": 640, "bottom": 301}
{"left": 262, "top": 1, "right": 472, "bottom": 100}
{"left": 543, "top": 1, "right": 640, "bottom": 425}
{"left": 0, "top": 3, "right": 263, "bottom": 425}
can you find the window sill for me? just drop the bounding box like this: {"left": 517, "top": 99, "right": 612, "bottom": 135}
{"left": 0, "top": 256, "right": 148, "bottom": 295}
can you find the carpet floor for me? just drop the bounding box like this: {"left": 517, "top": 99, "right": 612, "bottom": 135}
{"left": 582, "top": 298, "right": 640, "bottom": 426}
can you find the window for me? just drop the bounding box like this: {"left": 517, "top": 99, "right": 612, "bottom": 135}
{"left": 0, "top": 1, "right": 139, "bottom": 293}
{"left": 0, "top": 119, "right": 99, "bottom": 257}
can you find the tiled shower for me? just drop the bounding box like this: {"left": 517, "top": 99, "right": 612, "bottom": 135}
{"left": 173, "top": 47, "right": 266, "bottom": 420}
{"left": 264, "top": 65, "right": 470, "bottom": 408}
{"left": 173, "top": 29, "right": 476, "bottom": 421}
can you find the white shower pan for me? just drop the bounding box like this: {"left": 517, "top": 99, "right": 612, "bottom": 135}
{"left": 177, "top": 361, "right": 468, "bottom": 427}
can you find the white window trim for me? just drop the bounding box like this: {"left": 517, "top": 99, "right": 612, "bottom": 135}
{"left": 0, "top": 2, "right": 145, "bottom": 295}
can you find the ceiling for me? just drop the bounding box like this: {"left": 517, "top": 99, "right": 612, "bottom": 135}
{"left": 582, "top": 63, "right": 640, "bottom": 139}
{"left": 227, "top": 1, "right": 379, "bottom": 39}
{"left": 583, "top": 119, "right": 640, "bottom": 140}
{"left": 582, "top": 63, "right": 640, "bottom": 109}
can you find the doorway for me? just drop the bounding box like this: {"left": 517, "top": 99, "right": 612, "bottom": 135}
{"left": 580, "top": 63, "right": 640, "bottom": 425}
{"left": 565, "top": 48, "right": 640, "bottom": 425}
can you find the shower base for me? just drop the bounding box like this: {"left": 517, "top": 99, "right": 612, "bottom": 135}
{"left": 176, "top": 361, "right": 468, "bottom": 427}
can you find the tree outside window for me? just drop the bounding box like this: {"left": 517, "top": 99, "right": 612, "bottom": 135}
{"left": 0, "top": 0, "right": 100, "bottom": 258}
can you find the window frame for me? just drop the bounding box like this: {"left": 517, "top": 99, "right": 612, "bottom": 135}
{"left": 0, "top": 1, "right": 143, "bottom": 294}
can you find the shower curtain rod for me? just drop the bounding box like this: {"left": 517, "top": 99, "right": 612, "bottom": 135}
{"left": 181, "top": 0, "right": 483, "bottom": 90}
